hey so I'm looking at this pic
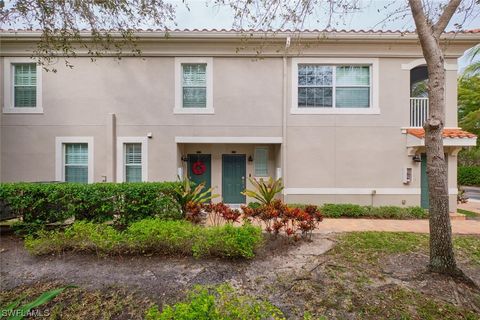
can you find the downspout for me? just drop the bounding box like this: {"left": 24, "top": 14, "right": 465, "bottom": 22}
{"left": 282, "top": 37, "right": 290, "bottom": 201}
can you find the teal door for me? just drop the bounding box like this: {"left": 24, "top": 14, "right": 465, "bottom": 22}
{"left": 222, "top": 154, "right": 246, "bottom": 204}
{"left": 421, "top": 154, "right": 429, "bottom": 209}
{"left": 188, "top": 154, "right": 211, "bottom": 193}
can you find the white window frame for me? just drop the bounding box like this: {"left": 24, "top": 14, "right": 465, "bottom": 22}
{"left": 254, "top": 146, "right": 269, "bottom": 177}
{"left": 55, "top": 137, "right": 94, "bottom": 183}
{"left": 116, "top": 137, "right": 148, "bottom": 182}
{"left": 174, "top": 57, "right": 214, "bottom": 114}
{"left": 3, "top": 57, "right": 43, "bottom": 114}
{"left": 291, "top": 58, "right": 379, "bottom": 115}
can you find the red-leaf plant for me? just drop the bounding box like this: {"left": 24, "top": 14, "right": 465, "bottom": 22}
{"left": 185, "top": 201, "right": 206, "bottom": 224}
{"left": 241, "top": 200, "right": 323, "bottom": 239}
{"left": 204, "top": 202, "right": 242, "bottom": 226}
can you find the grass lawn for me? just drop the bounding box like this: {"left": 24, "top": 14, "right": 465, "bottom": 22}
{"left": 1, "top": 232, "right": 479, "bottom": 319}
{"left": 458, "top": 208, "right": 480, "bottom": 219}
{"left": 273, "top": 232, "right": 480, "bottom": 319}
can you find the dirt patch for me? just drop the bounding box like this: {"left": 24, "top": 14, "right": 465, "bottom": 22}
{"left": 2, "top": 233, "right": 480, "bottom": 319}
{"left": 0, "top": 234, "right": 335, "bottom": 306}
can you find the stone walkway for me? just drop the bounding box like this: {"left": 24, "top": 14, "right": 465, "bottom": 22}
{"left": 316, "top": 218, "right": 480, "bottom": 235}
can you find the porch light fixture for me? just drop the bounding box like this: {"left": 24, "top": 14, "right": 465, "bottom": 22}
{"left": 181, "top": 155, "right": 188, "bottom": 162}
{"left": 412, "top": 155, "right": 422, "bottom": 162}
{"left": 248, "top": 155, "right": 253, "bottom": 162}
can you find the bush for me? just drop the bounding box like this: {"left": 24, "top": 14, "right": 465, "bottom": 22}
{"left": 145, "top": 284, "right": 285, "bottom": 320}
{"left": 289, "top": 203, "right": 427, "bottom": 219}
{"left": 242, "top": 200, "right": 323, "bottom": 239}
{"left": 25, "top": 219, "right": 263, "bottom": 259}
{"left": 0, "top": 182, "right": 181, "bottom": 227}
{"left": 458, "top": 166, "right": 480, "bottom": 186}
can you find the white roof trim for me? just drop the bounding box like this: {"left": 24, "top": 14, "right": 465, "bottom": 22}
{"left": 175, "top": 136, "right": 283, "bottom": 144}
{"left": 406, "top": 134, "right": 477, "bottom": 147}
{"left": 401, "top": 58, "right": 457, "bottom": 70}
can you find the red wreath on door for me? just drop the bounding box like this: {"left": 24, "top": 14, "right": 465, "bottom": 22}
{"left": 192, "top": 161, "right": 206, "bottom": 175}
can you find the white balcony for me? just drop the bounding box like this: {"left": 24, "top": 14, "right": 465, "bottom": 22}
{"left": 410, "top": 97, "right": 429, "bottom": 127}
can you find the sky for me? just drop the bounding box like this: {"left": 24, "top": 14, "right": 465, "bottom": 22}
{"left": 169, "top": 0, "right": 479, "bottom": 70}
{"left": 170, "top": 0, "right": 480, "bottom": 31}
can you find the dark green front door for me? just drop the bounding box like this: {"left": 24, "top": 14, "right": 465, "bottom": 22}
{"left": 222, "top": 154, "right": 246, "bottom": 204}
{"left": 188, "top": 154, "right": 211, "bottom": 193}
{"left": 420, "top": 154, "right": 429, "bottom": 209}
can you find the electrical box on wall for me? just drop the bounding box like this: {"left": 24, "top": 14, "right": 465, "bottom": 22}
{"left": 403, "top": 167, "right": 412, "bottom": 184}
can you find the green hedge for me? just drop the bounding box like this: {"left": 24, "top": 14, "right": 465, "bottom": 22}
{"left": 289, "top": 203, "right": 427, "bottom": 219}
{"left": 0, "top": 182, "right": 181, "bottom": 226}
{"left": 458, "top": 166, "right": 480, "bottom": 186}
{"left": 25, "top": 220, "right": 263, "bottom": 259}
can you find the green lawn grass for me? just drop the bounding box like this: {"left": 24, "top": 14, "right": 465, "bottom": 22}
{"left": 458, "top": 208, "right": 480, "bottom": 218}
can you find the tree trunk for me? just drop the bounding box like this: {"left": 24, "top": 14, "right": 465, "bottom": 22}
{"left": 408, "top": 0, "right": 461, "bottom": 275}
{"left": 424, "top": 49, "right": 458, "bottom": 274}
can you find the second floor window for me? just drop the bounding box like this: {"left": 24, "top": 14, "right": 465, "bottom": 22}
{"left": 182, "top": 63, "right": 207, "bottom": 108}
{"left": 298, "top": 65, "right": 371, "bottom": 109}
{"left": 14, "top": 63, "right": 37, "bottom": 108}
{"left": 174, "top": 57, "right": 213, "bottom": 114}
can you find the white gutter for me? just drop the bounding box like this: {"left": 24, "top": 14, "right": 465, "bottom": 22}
{"left": 1, "top": 30, "right": 479, "bottom": 42}
{"left": 282, "top": 37, "right": 290, "bottom": 199}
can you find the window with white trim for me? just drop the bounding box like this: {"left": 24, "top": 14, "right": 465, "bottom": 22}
{"left": 174, "top": 57, "right": 213, "bottom": 114}
{"left": 291, "top": 58, "right": 379, "bottom": 114}
{"left": 55, "top": 137, "right": 94, "bottom": 183}
{"left": 116, "top": 137, "right": 148, "bottom": 182}
{"left": 298, "top": 65, "right": 370, "bottom": 109}
{"left": 124, "top": 143, "right": 142, "bottom": 182}
{"left": 254, "top": 147, "right": 268, "bottom": 177}
{"left": 64, "top": 143, "right": 89, "bottom": 183}
{"left": 3, "top": 58, "right": 43, "bottom": 113}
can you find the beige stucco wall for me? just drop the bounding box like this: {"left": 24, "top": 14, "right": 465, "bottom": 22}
{"left": 0, "top": 37, "right": 473, "bottom": 210}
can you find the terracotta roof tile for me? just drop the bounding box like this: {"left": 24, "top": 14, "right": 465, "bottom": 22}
{"left": 407, "top": 128, "right": 477, "bottom": 139}
{"left": 0, "top": 28, "right": 479, "bottom": 34}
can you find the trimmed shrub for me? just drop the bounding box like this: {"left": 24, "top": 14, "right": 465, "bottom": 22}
{"left": 458, "top": 166, "right": 480, "bottom": 186}
{"left": 145, "top": 284, "right": 285, "bottom": 320}
{"left": 0, "top": 182, "right": 181, "bottom": 227}
{"left": 322, "top": 203, "right": 367, "bottom": 218}
{"left": 289, "top": 203, "right": 427, "bottom": 219}
{"left": 25, "top": 219, "right": 263, "bottom": 259}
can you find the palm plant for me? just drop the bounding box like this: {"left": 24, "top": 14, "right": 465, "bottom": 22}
{"left": 242, "top": 177, "right": 284, "bottom": 205}
{"left": 172, "top": 176, "right": 218, "bottom": 214}
{"left": 2, "top": 286, "right": 75, "bottom": 320}
{"left": 462, "top": 44, "right": 480, "bottom": 78}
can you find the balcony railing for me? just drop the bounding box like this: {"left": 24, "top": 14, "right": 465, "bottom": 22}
{"left": 410, "top": 97, "right": 429, "bottom": 127}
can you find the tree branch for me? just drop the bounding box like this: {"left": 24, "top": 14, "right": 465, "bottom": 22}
{"left": 408, "top": 0, "right": 431, "bottom": 39}
{"left": 433, "top": 0, "right": 462, "bottom": 38}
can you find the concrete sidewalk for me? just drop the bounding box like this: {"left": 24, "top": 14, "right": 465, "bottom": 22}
{"left": 458, "top": 201, "right": 480, "bottom": 215}
{"left": 317, "top": 218, "right": 480, "bottom": 234}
